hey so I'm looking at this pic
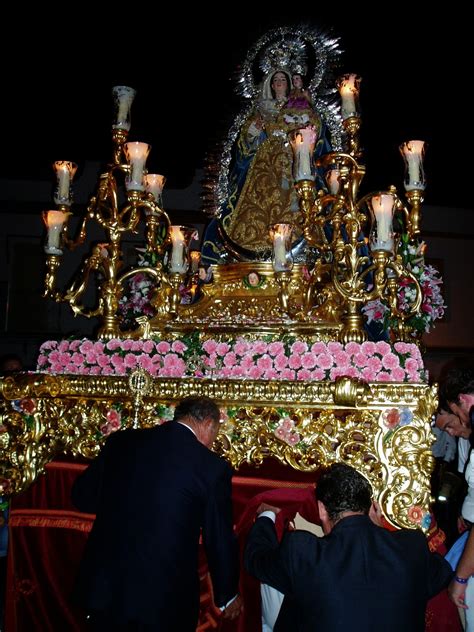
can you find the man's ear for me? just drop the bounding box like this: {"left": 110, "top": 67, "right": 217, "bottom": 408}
{"left": 317, "top": 500, "right": 331, "bottom": 534}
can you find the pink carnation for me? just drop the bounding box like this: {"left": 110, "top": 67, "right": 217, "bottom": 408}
{"left": 252, "top": 340, "right": 269, "bottom": 355}
{"left": 171, "top": 340, "right": 187, "bottom": 354}
{"left": 288, "top": 354, "right": 302, "bottom": 370}
{"left": 268, "top": 341, "right": 285, "bottom": 356}
{"left": 316, "top": 353, "right": 333, "bottom": 370}
{"left": 156, "top": 341, "right": 171, "bottom": 354}
{"left": 291, "top": 341, "right": 308, "bottom": 355}
{"left": 297, "top": 369, "right": 312, "bottom": 380}
{"left": 345, "top": 342, "right": 361, "bottom": 355}
{"left": 382, "top": 353, "right": 400, "bottom": 370}
{"left": 142, "top": 340, "right": 155, "bottom": 354}
{"left": 361, "top": 341, "right": 376, "bottom": 355}
{"left": 301, "top": 352, "right": 317, "bottom": 369}
{"left": 223, "top": 352, "right": 238, "bottom": 368}
{"left": 274, "top": 354, "right": 288, "bottom": 370}
{"left": 257, "top": 355, "right": 273, "bottom": 371}
{"left": 311, "top": 342, "right": 327, "bottom": 354}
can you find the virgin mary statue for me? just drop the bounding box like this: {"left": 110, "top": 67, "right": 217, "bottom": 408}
{"left": 201, "top": 25, "right": 344, "bottom": 266}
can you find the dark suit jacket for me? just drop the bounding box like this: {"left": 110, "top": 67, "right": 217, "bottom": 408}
{"left": 245, "top": 514, "right": 453, "bottom": 632}
{"left": 72, "top": 421, "right": 239, "bottom": 629}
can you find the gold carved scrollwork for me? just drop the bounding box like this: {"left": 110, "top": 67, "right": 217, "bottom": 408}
{"left": 0, "top": 373, "right": 437, "bottom": 530}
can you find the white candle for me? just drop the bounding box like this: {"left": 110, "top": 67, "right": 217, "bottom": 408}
{"left": 271, "top": 223, "right": 293, "bottom": 271}
{"left": 371, "top": 194, "right": 394, "bottom": 251}
{"left": 57, "top": 165, "right": 70, "bottom": 199}
{"left": 124, "top": 142, "right": 151, "bottom": 191}
{"left": 170, "top": 226, "right": 186, "bottom": 273}
{"left": 53, "top": 161, "right": 77, "bottom": 206}
{"left": 400, "top": 140, "right": 425, "bottom": 191}
{"left": 43, "top": 210, "right": 68, "bottom": 254}
{"left": 273, "top": 234, "right": 287, "bottom": 271}
{"left": 112, "top": 86, "right": 136, "bottom": 131}
{"left": 338, "top": 74, "right": 360, "bottom": 120}
{"left": 290, "top": 127, "right": 317, "bottom": 182}
{"left": 145, "top": 174, "right": 166, "bottom": 202}
{"left": 327, "top": 169, "right": 340, "bottom": 194}
{"left": 407, "top": 155, "right": 420, "bottom": 183}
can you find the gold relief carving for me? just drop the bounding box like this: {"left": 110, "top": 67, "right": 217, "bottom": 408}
{"left": 0, "top": 373, "right": 436, "bottom": 530}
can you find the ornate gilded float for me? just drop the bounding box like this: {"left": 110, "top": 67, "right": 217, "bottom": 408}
{"left": 0, "top": 26, "right": 445, "bottom": 532}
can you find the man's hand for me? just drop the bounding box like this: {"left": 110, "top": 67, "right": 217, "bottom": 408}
{"left": 369, "top": 501, "right": 383, "bottom": 526}
{"left": 256, "top": 502, "right": 281, "bottom": 516}
{"left": 449, "top": 578, "right": 468, "bottom": 609}
{"left": 222, "top": 594, "right": 243, "bottom": 620}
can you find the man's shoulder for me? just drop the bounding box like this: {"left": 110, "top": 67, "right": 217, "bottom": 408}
{"left": 379, "top": 525, "right": 431, "bottom": 553}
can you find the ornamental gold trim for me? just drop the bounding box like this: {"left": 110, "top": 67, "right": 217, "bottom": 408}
{"left": 1, "top": 374, "right": 437, "bottom": 531}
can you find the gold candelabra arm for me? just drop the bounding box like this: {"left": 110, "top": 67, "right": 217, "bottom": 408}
{"left": 405, "top": 189, "right": 424, "bottom": 239}
{"left": 140, "top": 199, "right": 171, "bottom": 255}
{"left": 43, "top": 254, "right": 62, "bottom": 300}
{"left": 111, "top": 127, "right": 129, "bottom": 165}
{"left": 275, "top": 270, "right": 293, "bottom": 316}
{"left": 168, "top": 272, "right": 186, "bottom": 317}
{"left": 342, "top": 116, "right": 362, "bottom": 160}
{"left": 62, "top": 212, "right": 90, "bottom": 251}
{"left": 61, "top": 244, "right": 106, "bottom": 318}
{"left": 317, "top": 152, "right": 366, "bottom": 211}
{"left": 332, "top": 247, "right": 392, "bottom": 344}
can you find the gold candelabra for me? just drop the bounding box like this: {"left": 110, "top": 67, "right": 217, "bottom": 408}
{"left": 41, "top": 87, "right": 206, "bottom": 340}
{"left": 289, "top": 80, "right": 427, "bottom": 344}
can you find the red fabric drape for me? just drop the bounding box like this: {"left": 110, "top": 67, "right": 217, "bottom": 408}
{"left": 6, "top": 509, "right": 93, "bottom": 632}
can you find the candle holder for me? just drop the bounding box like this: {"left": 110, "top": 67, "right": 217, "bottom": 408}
{"left": 42, "top": 210, "right": 70, "bottom": 255}
{"left": 168, "top": 225, "right": 199, "bottom": 274}
{"left": 288, "top": 126, "right": 317, "bottom": 182}
{"left": 112, "top": 85, "right": 136, "bottom": 132}
{"left": 336, "top": 73, "right": 361, "bottom": 120}
{"left": 400, "top": 140, "right": 426, "bottom": 192}
{"left": 53, "top": 161, "right": 77, "bottom": 207}
{"left": 369, "top": 193, "right": 395, "bottom": 253}
{"left": 145, "top": 174, "right": 166, "bottom": 211}
{"left": 269, "top": 223, "right": 294, "bottom": 272}
{"left": 123, "top": 142, "right": 151, "bottom": 192}
{"left": 400, "top": 140, "right": 426, "bottom": 238}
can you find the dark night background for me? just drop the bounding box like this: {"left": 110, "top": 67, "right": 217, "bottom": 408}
{"left": 2, "top": 10, "right": 470, "bottom": 210}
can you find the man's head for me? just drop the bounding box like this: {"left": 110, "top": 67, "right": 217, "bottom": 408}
{"left": 316, "top": 463, "right": 372, "bottom": 532}
{"left": 442, "top": 366, "right": 474, "bottom": 427}
{"left": 173, "top": 396, "right": 221, "bottom": 448}
{"left": 0, "top": 353, "right": 22, "bottom": 376}
{"left": 435, "top": 408, "right": 470, "bottom": 438}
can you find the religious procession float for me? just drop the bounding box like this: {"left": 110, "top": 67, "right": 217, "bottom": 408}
{"left": 0, "top": 26, "right": 445, "bottom": 531}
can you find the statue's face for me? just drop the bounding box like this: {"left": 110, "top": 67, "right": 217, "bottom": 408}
{"left": 248, "top": 272, "right": 259, "bottom": 286}
{"left": 272, "top": 72, "right": 288, "bottom": 97}
{"left": 292, "top": 74, "right": 303, "bottom": 89}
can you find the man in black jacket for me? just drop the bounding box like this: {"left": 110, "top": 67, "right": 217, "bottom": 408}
{"left": 245, "top": 463, "right": 452, "bottom": 632}
{"left": 72, "top": 396, "right": 241, "bottom": 630}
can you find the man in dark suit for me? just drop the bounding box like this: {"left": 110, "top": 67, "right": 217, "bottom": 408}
{"left": 245, "top": 463, "right": 452, "bottom": 632}
{"left": 72, "top": 396, "right": 241, "bottom": 630}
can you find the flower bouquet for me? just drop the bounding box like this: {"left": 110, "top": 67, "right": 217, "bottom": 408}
{"left": 362, "top": 235, "right": 446, "bottom": 339}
